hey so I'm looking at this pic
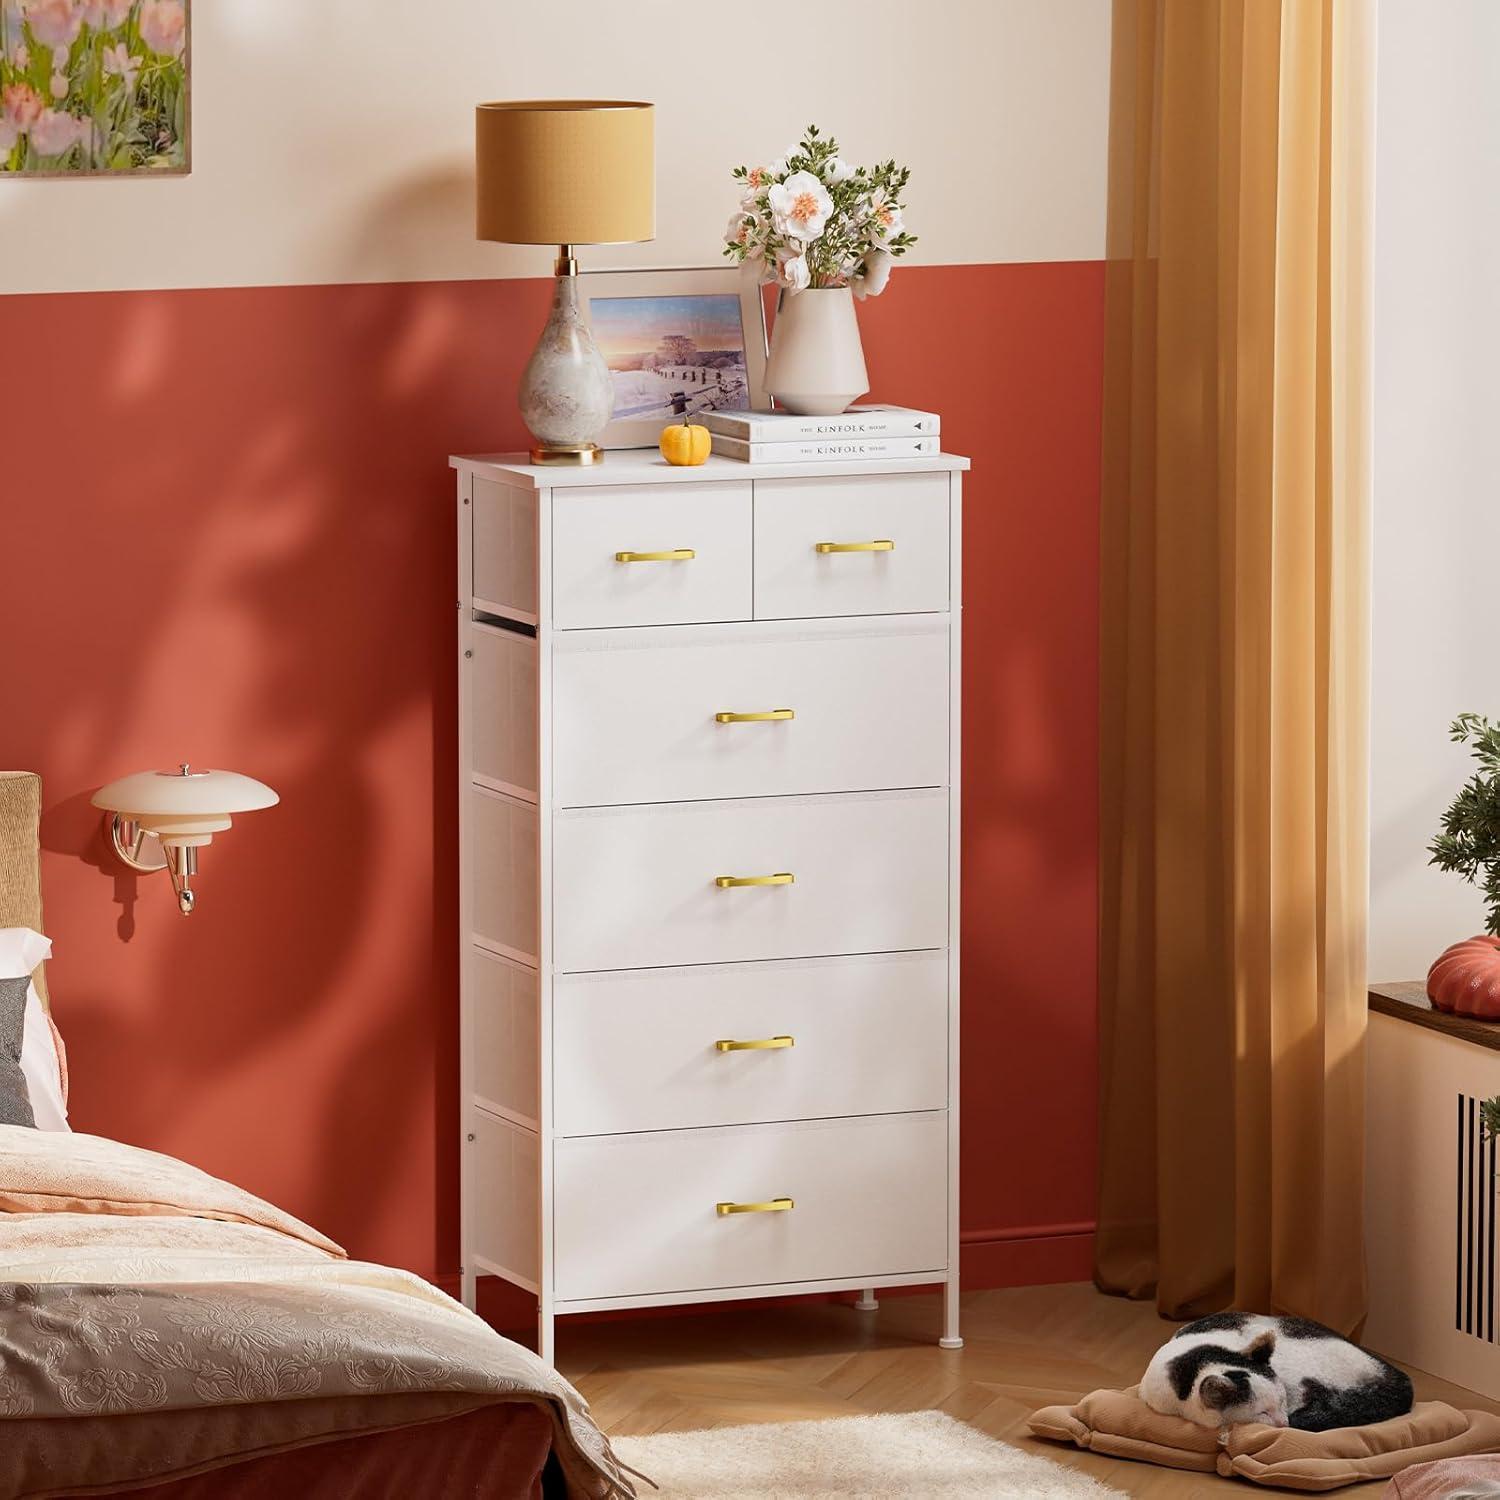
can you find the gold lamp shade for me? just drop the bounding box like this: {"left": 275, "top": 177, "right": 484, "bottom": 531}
{"left": 476, "top": 100, "right": 654, "bottom": 246}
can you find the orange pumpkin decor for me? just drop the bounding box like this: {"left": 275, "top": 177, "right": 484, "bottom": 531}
{"left": 658, "top": 415, "right": 711, "bottom": 466}
{"left": 1427, "top": 935, "right": 1500, "bottom": 1019}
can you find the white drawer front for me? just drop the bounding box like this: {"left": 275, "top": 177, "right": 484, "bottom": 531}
{"left": 554, "top": 1112, "right": 947, "bottom": 1302}
{"left": 552, "top": 789, "right": 948, "bottom": 972}
{"left": 554, "top": 951, "right": 948, "bottom": 1136}
{"left": 553, "top": 619, "right": 949, "bottom": 807}
{"left": 754, "top": 472, "right": 950, "bottom": 619}
{"left": 552, "top": 481, "right": 751, "bottom": 629}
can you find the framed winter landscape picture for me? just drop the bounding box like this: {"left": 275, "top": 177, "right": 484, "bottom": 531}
{"left": 581, "top": 267, "right": 768, "bottom": 449}
{"left": 1, "top": 0, "right": 189, "bottom": 177}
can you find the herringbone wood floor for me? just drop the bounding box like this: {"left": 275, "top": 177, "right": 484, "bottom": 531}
{"left": 559, "top": 1282, "right": 1500, "bottom": 1497}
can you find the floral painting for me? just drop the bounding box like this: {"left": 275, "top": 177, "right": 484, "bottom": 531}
{"left": 1, "top": 0, "right": 188, "bottom": 176}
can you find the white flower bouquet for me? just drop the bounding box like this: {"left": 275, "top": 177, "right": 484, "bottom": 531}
{"left": 724, "top": 125, "right": 915, "bottom": 299}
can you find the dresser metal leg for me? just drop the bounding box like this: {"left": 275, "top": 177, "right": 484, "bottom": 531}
{"left": 539, "top": 1305, "right": 556, "bottom": 1366}
{"left": 939, "top": 1275, "right": 963, "bottom": 1349}
{"left": 460, "top": 1263, "right": 477, "bottom": 1311}
{"left": 854, "top": 1287, "right": 879, "bottom": 1311}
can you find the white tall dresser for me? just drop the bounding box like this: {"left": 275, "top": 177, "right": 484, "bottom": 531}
{"left": 452, "top": 446, "right": 967, "bottom": 1363}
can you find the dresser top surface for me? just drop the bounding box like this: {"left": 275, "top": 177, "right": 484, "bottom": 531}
{"left": 450, "top": 448, "right": 970, "bottom": 490}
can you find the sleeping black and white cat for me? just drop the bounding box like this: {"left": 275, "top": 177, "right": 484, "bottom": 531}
{"left": 1141, "top": 1313, "right": 1413, "bottom": 1431}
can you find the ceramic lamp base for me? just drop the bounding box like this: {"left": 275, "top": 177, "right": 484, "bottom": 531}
{"left": 519, "top": 257, "right": 614, "bottom": 463}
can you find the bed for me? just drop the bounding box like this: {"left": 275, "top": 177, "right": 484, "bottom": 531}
{"left": 0, "top": 773, "right": 633, "bottom": 1500}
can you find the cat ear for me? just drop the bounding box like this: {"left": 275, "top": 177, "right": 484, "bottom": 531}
{"left": 1244, "top": 1331, "right": 1277, "bottom": 1364}
{"left": 1200, "top": 1374, "right": 1241, "bottom": 1411}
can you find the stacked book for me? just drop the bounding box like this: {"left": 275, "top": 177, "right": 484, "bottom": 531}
{"left": 703, "top": 404, "right": 941, "bottom": 463}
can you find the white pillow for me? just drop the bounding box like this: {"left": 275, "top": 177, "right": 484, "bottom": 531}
{"left": 0, "top": 927, "right": 69, "bottom": 1131}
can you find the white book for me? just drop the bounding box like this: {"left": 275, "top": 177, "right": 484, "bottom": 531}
{"left": 711, "top": 434, "right": 942, "bottom": 463}
{"left": 702, "top": 403, "right": 941, "bottom": 442}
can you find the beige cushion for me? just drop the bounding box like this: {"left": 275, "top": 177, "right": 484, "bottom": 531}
{"left": 0, "top": 773, "right": 47, "bottom": 1011}
{"left": 1029, "top": 1386, "right": 1500, "bottom": 1492}
{"left": 1384, "top": 1455, "right": 1500, "bottom": 1496}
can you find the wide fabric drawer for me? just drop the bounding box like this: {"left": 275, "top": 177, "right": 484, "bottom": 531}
{"left": 552, "top": 788, "right": 948, "bottom": 972}
{"left": 553, "top": 950, "right": 948, "bottom": 1136}
{"left": 553, "top": 1111, "right": 947, "bottom": 1302}
{"left": 754, "top": 471, "right": 950, "bottom": 619}
{"left": 552, "top": 481, "right": 751, "bottom": 629}
{"left": 552, "top": 618, "right": 949, "bottom": 807}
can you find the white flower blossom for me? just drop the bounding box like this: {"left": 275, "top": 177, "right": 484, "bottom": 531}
{"left": 853, "top": 249, "right": 894, "bottom": 300}
{"left": 867, "top": 188, "right": 905, "bottom": 247}
{"left": 768, "top": 170, "right": 834, "bottom": 242}
{"left": 775, "top": 249, "right": 811, "bottom": 292}
{"left": 725, "top": 211, "right": 765, "bottom": 260}
{"left": 822, "top": 156, "right": 853, "bottom": 185}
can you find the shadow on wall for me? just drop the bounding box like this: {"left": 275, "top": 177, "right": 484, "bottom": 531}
{"left": 14, "top": 261, "right": 546, "bottom": 1278}
{"left": 320, "top": 159, "right": 543, "bottom": 287}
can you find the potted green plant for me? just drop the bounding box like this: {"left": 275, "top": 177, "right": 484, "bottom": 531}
{"left": 1426, "top": 713, "right": 1500, "bottom": 1016}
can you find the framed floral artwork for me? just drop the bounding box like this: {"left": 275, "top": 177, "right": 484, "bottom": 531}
{"left": 1, "top": 0, "right": 189, "bottom": 177}
{"left": 580, "top": 266, "right": 769, "bottom": 449}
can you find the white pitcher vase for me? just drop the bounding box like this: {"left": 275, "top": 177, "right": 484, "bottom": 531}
{"left": 763, "top": 285, "right": 870, "bottom": 416}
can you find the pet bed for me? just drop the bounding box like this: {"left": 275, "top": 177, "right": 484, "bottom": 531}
{"left": 1029, "top": 1385, "right": 1500, "bottom": 1492}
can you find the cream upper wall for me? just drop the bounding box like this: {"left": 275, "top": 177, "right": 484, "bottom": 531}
{"left": 0, "top": 0, "right": 1112, "bottom": 296}
{"left": 1368, "top": 0, "right": 1500, "bottom": 980}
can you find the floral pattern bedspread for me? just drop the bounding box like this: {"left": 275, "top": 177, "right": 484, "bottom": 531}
{"left": 0, "top": 1126, "right": 633, "bottom": 1498}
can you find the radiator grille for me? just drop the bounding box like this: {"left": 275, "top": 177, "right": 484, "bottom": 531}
{"left": 1456, "top": 1093, "right": 1497, "bottom": 1342}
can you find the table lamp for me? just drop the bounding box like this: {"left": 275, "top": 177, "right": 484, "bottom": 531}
{"left": 476, "top": 99, "right": 655, "bottom": 466}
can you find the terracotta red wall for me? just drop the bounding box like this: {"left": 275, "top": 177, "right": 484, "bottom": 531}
{"left": 0, "top": 262, "right": 1101, "bottom": 1292}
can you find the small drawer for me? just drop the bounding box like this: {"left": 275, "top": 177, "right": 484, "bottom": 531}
{"left": 554, "top": 951, "right": 948, "bottom": 1136}
{"left": 472, "top": 477, "right": 538, "bottom": 623}
{"left": 553, "top": 481, "right": 752, "bottom": 629}
{"left": 554, "top": 1111, "right": 948, "bottom": 1302}
{"left": 469, "top": 623, "right": 537, "bottom": 799}
{"left": 468, "top": 786, "right": 538, "bottom": 965}
{"left": 552, "top": 787, "right": 948, "bottom": 973}
{"left": 552, "top": 618, "right": 949, "bottom": 807}
{"left": 754, "top": 472, "right": 950, "bottom": 619}
{"left": 469, "top": 1107, "right": 539, "bottom": 1288}
{"left": 468, "top": 948, "right": 538, "bottom": 1126}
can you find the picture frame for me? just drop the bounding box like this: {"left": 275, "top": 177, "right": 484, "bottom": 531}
{"left": 580, "top": 266, "right": 769, "bottom": 449}
{"left": 0, "top": 0, "right": 191, "bottom": 178}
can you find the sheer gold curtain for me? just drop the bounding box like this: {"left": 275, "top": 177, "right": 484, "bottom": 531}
{"left": 1096, "top": 0, "right": 1374, "bottom": 1332}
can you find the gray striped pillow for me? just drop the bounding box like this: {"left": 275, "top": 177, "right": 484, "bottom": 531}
{"left": 0, "top": 975, "right": 35, "bottom": 1128}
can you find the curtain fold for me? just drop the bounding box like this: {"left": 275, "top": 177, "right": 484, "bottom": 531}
{"left": 1095, "top": 0, "right": 1373, "bottom": 1334}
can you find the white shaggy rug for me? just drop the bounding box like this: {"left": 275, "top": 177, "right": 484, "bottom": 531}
{"left": 612, "top": 1410, "right": 1125, "bottom": 1498}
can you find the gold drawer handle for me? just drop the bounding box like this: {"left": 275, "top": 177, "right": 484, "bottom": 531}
{"left": 814, "top": 539, "right": 894, "bottom": 554}
{"left": 715, "top": 1035, "right": 795, "bottom": 1052}
{"left": 716, "top": 1197, "right": 794, "bottom": 1216}
{"left": 615, "top": 548, "right": 696, "bottom": 563}
{"left": 715, "top": 872, "right": 794, "bottom": 889}
{"left": 715, "top": 708, "right": 795, "bottom": 724}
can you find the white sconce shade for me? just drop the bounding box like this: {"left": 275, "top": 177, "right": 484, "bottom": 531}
{"left": 91, "top": 765, "right": 279, "bottom": 915}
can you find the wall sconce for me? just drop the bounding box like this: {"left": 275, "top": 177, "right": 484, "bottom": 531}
{"left": 91, "top": 765, "right": 279, "bottom": 915}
